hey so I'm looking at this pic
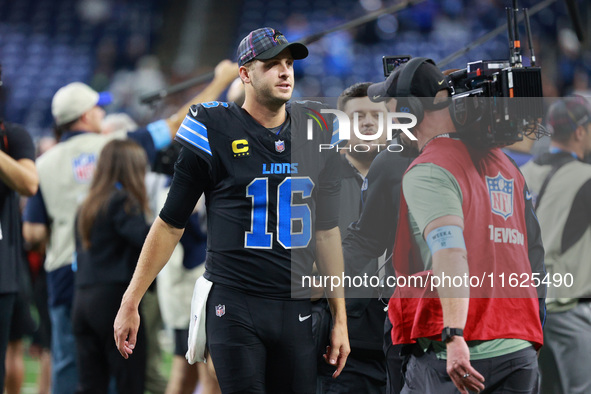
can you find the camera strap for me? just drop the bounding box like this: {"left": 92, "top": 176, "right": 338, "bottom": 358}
{"left": 534, "top": 154, "right": 576, "bottom": 212}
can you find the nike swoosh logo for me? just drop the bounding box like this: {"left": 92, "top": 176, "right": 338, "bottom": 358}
{"left": 298, "top": 314, "right": 311, "bottom": 322}
{"left": 189, "top": 106, "right": 198, "bottom": 117}
{"left": 372, "top": 95, "right": 381, "bottom": 100}
{"left": 526, "top": 191, "right": 533, "bottom": 200}
{"left": 438, "top": 79, "right": 445, "bottom": 85}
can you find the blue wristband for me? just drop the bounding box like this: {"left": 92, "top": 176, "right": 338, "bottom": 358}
{"left": 146, "top": 119, "right": 172, "bottom": 150}
{"left": 426, "top": 225, "right": 466, "bottom": 254}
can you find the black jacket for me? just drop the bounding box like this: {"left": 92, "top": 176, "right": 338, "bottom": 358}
{"left": 75, "top": 189, "right": 149, "bottom": 288}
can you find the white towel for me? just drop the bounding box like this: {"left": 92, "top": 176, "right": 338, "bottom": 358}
{"left": 185, "top": 276, "right": 213, "bottom": 364}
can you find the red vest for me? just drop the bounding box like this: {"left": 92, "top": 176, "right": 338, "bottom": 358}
{"left": 388, "top": 138, "right": 543, "bottom": 348}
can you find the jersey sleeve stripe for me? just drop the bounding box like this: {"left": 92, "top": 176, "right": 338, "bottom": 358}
{"left": 177, "top": 118, "right": 212, "bottom": 155}
{"left": 182, "top": 116, "right": 209, "bottom": 137}
{"left": 176, "top": 132, "right": 213, "bottom": 155}
{"left": 184, "top": 115, "right": 208, "bottom": 131}
{"left": 180, "top": 123, "right": 210, "bottom": 144}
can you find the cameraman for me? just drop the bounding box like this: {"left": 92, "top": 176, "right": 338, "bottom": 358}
{"left": 367, "top": 58, "right": 545, "bottom": 394}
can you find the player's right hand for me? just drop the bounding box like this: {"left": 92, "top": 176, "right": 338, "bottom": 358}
{"left": 113, "top": 302, "right": 140, "bottom": 359}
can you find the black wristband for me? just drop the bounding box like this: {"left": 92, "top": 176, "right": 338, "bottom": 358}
{"left": 441, "top": 327, "right": 464, "bottom": 343}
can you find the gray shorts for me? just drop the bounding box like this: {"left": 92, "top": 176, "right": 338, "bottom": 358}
{"left": 401, "top": 345, "right": 538, "bottom": 394}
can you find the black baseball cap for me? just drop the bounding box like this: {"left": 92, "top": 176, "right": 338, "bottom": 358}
{"left": 368, "top": 59, "right": 451, "bottom": 110}
{"left": 547, "top": 95, "right": 591, "bottom": 137}
{"left": 237, "top": 27, "right": 308, "bottom": 67}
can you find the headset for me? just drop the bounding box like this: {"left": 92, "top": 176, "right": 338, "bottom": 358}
{"left": 394, "top": 57, "right": 452, "bottom": 125}
{"left": 394, "top": 57, "right": 432, "bottom": 124}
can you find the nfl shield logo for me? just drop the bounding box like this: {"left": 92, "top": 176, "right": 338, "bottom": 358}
{"left": 486, "top": 173, "right": 514, "bottom": 220}
{"left": 215, "top": 304, "right": 225, "bottom": 317}
{"left": 72, "top": 153, "right": 97, "bottom": 183}
{"left": 275, "top": 140, "right": 285, "bottom": 153}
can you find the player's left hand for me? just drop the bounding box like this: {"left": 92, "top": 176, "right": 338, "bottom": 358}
{"left": 446, "top": 336, "right": 485, "bottom": 393}
{"left": 113, "top": 301, "right": 140, "bottom": 359}
{"left": 323, "top": 320, "right": 350, "bottom": 378}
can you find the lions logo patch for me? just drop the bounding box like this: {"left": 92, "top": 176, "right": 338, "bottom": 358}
{"left": 486, "top": 173, "right": 514, "bottom": 220}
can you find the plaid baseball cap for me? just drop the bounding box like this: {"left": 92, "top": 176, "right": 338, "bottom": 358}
{"left": 547, "top": 95, "right": 591, "bottom": 137}
{"left": 368, "top": 58, "right": 451, "bottom": 110}
{"left": 237, "top": 27, "right": 308, "bottom": 67}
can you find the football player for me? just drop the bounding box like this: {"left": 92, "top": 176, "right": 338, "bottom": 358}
{"left": 114, "top": 27, "right": 349, "bottom": 394}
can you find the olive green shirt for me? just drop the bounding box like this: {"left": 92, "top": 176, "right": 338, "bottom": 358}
{"left": 404, "top": 163, "right": 532, "bottom": 360}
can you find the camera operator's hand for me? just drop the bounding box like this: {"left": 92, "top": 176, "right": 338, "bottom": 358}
{"left": 446, "top": 336, "right": 485, "bottom": 394}
{"left": 166, "top": 59, "right": 239, "bottom": 135}
{"left": 213, "top": 59, "right": 239, "bottom": 87}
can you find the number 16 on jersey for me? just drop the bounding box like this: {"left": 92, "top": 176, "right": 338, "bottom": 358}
{"left": 245, "top": 177, "right": 314, "bottom": 249}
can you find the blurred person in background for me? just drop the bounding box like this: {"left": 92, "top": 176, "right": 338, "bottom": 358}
{"left": 503, "top": 138, "right": 535, "bottom": 167}
{"left": 226, "top": 77, "right": 246, "bottom": 107}
{"left": 101, "top": 113, "right": 138, "bottom": 135}
{"left": 73, "top": 139, "right": 150, "bottom": 393}
{"left": 521, "top": 95, "right": 591, "bottom": 394}
{"left": 156, "top": 197, "right": 221, "bottom": 394}
{"left": 22, "top": 81, "right": 168, "bottom": 394}
{"left": 316, "top": 82, "right": 389, "bottom": 394}
{"left": 23, "top": 59, "right": 238, "bottom": 394}
{"left": 4, "top": 252, "right": 36, "bottom": 394}
{"left": 0, "top": 65, "right": 39, "bottom": 390}
{"left": 101, "top": 110, "right": 170, "bottom": 394}
{"left": 26, "top": 247, "right": 52, "bottom": 394}
{"left": 100, "top": 60, "right": 238, "bottom": 394}
{"left": 23, "top": 135, "right": 56, "bottom": 394}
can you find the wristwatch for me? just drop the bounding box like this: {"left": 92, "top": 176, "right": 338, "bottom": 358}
{"left": 441, "top": 327, "right": 463, "bottom": 343}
